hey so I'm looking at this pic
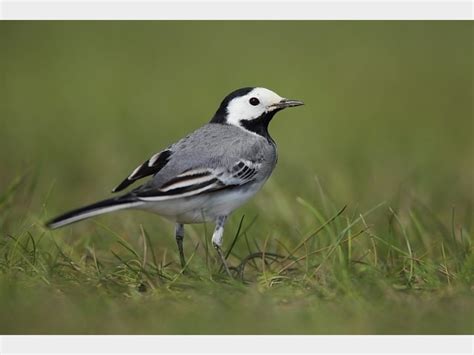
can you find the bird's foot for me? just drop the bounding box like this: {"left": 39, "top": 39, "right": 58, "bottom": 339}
{"left": 213, "top": 243, "right": 233, "bottom": 278}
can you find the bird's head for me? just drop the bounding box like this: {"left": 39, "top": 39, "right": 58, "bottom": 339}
{"left": 210, "top": 87, "right": 304, "bottom": 138}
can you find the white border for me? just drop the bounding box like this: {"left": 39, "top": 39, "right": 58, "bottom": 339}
{"left": 0, "top": 0, "right": 473, "bottom": 19}
{"left": 0, "top": 335, "right": 473, "bottom": 354}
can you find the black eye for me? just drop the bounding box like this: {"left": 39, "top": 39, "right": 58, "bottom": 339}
{"left": 249, "top": 97, "right": 260, "bottom": 106}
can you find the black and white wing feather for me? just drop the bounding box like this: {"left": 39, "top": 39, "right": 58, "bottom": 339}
{"left": 135, "top": 160, "right": 261, "bottom": 201}
{"left": 112, "top": 149, "right": 173, "bottom": 192}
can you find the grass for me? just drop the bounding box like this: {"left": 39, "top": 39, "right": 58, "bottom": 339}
{"left": 0, "top": 175, "right": 472, "bottom": 334}
{"left": 0, "top": 21, "right": 473, "bottom": 334}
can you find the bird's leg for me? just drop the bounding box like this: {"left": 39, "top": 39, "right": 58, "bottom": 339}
{"left": 175, "top": 223, "right": 186, "bottom": 268}
{"left": 211, "top": 215, "right": 232, "bottom": 277}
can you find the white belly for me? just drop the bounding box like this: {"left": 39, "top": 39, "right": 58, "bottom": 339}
{"left": 135, "top": 182, "right": 264, "bottom": 224}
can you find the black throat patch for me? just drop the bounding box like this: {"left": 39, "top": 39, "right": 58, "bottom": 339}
{"left": 239, "top": 111, "right": 278, "bottom": 142}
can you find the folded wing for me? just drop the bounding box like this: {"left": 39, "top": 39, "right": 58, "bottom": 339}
{"left": 135, "top": 159, "right": 261, "bottom": 201}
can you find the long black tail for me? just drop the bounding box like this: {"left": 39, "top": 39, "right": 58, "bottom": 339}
{"left": 46, "top": 196, "right": 142, "bottom": 229}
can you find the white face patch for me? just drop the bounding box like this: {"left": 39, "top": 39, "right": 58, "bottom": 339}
{"left": 225, "top": 88, "right": 284, "bottom": 128}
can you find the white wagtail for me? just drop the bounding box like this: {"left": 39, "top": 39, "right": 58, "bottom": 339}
{"left": 46, "top": 87, "right": 303, "bottom": 276}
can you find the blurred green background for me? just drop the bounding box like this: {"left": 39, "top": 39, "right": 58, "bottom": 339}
{"left": 1, "top": 21, "right": 472, "bottom": 214}
{"left": 0, "top": 21, "right": 472, "bottom": 334}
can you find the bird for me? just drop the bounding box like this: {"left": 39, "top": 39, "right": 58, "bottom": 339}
{"left": 46, "top": 87, "right": 304, "bottom": 276}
